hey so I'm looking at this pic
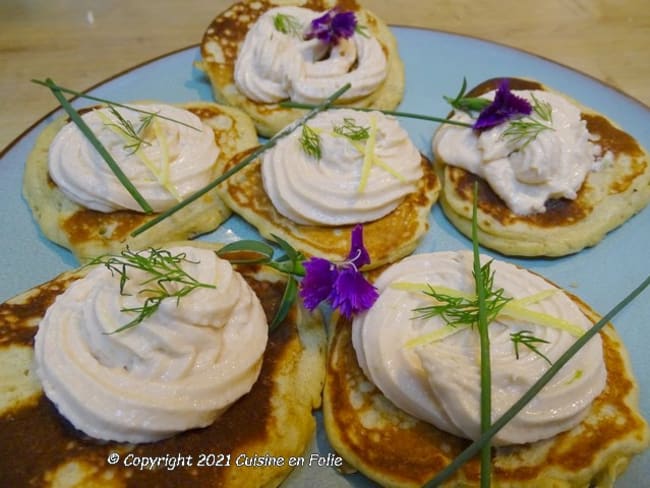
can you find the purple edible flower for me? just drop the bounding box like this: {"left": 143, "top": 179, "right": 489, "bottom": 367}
{"left": 306, "top": 9, "right": 357, "bottom": 45}
{"left": 299, "top": 224, "right": 378, "bottom": 318}
{"left": 300, "top": 257, "right": 338, "bottom": 310}
{"left": 329, "top": 267, "right": 378, "bottom": 318}
{"left": 472, "top": 79, "right": 532, "bottom": 131}
{"left": 347, "top": 222, "right": 371, "bottom": 267}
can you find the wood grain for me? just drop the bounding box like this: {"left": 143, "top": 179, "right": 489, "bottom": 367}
{"left": 1, "top": 0, "right": 648, "bottom": 150}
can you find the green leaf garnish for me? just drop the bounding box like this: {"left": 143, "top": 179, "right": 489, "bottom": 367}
{"left": 265, "top": 235, "right": 305, "bottom": 329}
{"left": 531, "top": 92, "right": 553, "bottom": 121}
{"left": 131, "top": 83, "right": 352, "bottom": 237}
{"left": 510, "top": 330, "right": 552, "bottom": 365}
{"left": 354, "top": 23, "right": 370, "bottom": 38}
{"left": 216, "top": 236, "right": 306, "bottom": 330}
{"left": 411, "top": 285, "right": 470, "bottom": 324}
{"left": 215, "top": 240, "right": 275, "bottom": 264}
{"left": 502, "top": 93, "right": 554, "bottom": 147}
{"left": 270, "top": 275, "right": 298, "bottom": 329}
{"left": 333, "top": 117, "right": 370, "bottom": 140}
{"left": 88, "top": 247, "right": 216, "bottom": 334}
{"left": 39, "top": 78, "right": 153, "bottom": 213}
{"left": 273, "top": 13, "right": 303, "bottom": 37}
{"left": 299, "top": 124, "right": 321, "bottom": 159}
{"left": 502, "top": 119, "right": 552, "bottom": 147}
{"left": 443, "top": 77, "right": 492, "bottom": 113}
{"left": 411, "top": 266, "right": 511, "bottom": 328}
{"left": 103, "top": 106, "right": 155, "bottom": 154}
{"left": 267, "top": 233, "right": 306, "bottom": 277}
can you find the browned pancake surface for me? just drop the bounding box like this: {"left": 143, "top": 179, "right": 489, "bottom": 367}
{"left": 199, "top": 0, "right": 405, "bottom": 137}
{"left": 217, "top": 151, "right": 440, "bottom": 269}
{"left": 0, "top": 262, "right": 325, "bottom": 487}
{"left": 323, "top": 297, "right": 649, "bottom": 487}
{"left": 436, "top": 78, "right": 650, "bottom": 257}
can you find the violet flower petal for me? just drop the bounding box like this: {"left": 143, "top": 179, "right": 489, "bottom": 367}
{"left": 330, "top": 11, "right": 357, "bottom": 41}
{"left": 308, "top": 10, "right": 334, "bottom": 43}
{"left": 299, "top": 257, "right": 338, "bottom": 310}
{"left": 472, "top": 79, "right": 532, "bottom": 131}
{"left": 299, "top": 224, "right": 376, "bottom": 317}
{"left": 310, "top": 9, "right": 335, "bottom": 29}
{"left": 328, "top": 267, "right": 379, "bottom": 318}
{"left": 348, "top": 224, "right": 371, "bottom": 268}
{"left": 306, "top": 9, "right": 357, "bottom": 45}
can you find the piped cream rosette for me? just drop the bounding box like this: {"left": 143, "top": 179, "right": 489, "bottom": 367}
{"left": 234, "top": 6, "right": 387, "bottom": 104}
{"left": 352, "top": 251, "right": 606, "bottom": 445}
{"left": 261, "top": 108, "right": 423, "bottom": 226}
{"left": 433, "top": 90, "right": 606, "bottom": 215}
{"left": 34, "top": 245, "right": 268, "bottom": 443}
{"left": 48, "top": 103, "right": 219, "bottom": 213}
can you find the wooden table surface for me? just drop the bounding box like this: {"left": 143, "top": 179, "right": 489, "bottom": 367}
{"left": 1, "top": 0, "right": 648, "bottom": 151}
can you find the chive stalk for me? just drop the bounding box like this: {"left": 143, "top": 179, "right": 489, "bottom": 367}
{"left": 279, "top": 100, "right": 473, "bottom": 128}
{"left": 33, "top": 79, "right": 199, "bottom": 130}
{"left": 471, "top": 183, "right": 492, "bottom": 488}
{"left": 43, "top": 78, "right": 154, "bottom": 213}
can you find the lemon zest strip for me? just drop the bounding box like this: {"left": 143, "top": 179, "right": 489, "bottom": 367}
{"left": 391, "top": 281, "right": 584, "bottom": 348}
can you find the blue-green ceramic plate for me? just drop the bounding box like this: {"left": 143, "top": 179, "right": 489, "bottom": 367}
{"left": 1, "top": 27, "right": 648, "bottom": 486}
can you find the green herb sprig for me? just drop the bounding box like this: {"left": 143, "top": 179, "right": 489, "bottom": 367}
{"left": 105, "top": 106, "right": 154, "bottom": 154}
{"left": 131, "top": 83, "right": 352, "bottom": 237}
{"left": 88, "top": 247, "right": 216, "bottom": 334}
{"left": 502, "top": 93, "right": 554, "bottom": 148}
{"left": 412, "top": 269, "right": 511, "bottom": 328}
{"left": 511, "top": 330, "right": 552, "bottom": 365}
{"left": 299, "top": 124, "right": 322, "bottom": 159}
{"left": 40, "top": 78, "right": 154, "bottom": 213}
{"left": 333, "top": 117, "right": 370, "bottom": 140}
{"left": 355, "top": 23, "right": 370, "bottom": 38}
{"left": 443, "top": 77, "right": 492, "bottom": 113}
{"left": 531, "top": 93, "right": 553, "bottom": 120}
{"left": 273, "top": 13, "right": 303, "bottom": 37}
{"left": 216, "top": 236, "right": 306, "bottom": 330}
